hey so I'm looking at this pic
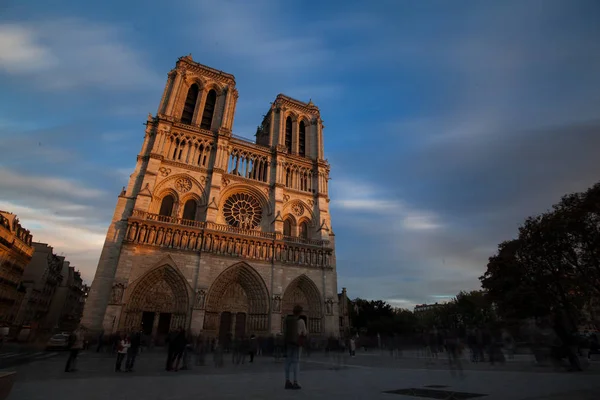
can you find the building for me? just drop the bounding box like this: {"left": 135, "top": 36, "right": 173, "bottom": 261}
{"left": 46, "top": 259, "right": 86, "bottom": 333}
{"left": 0, "top": 211, "right": 34, "bottom": 330}
{"left": 83, "top": 55, "right": 338, "bottom": 342}
{"left": 338, "top": 288, "right": 350, "bottom": 335}
{"left": 13, "top": 243, "right": 64, "bottom": 339}
{"left": 414, "top": 303, "right": 444, "bottom": 316}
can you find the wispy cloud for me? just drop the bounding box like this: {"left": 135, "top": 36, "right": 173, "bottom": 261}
{"left": 184, "top": 0, "right": 333, "bottom": 73}
{"left": 0, "top": 201, "right": 104, "bottom": 283}
{"left": 0, "top": 167, "right": 105, "bottom": 199}
{"left": 332, "top": 179, "right": 443, "bottom": 232}
{"left": 0, "top": 18, "right": 161, "bottom": 90}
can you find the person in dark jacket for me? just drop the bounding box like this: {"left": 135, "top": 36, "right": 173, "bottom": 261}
{"left": 126, "top": 331, "right": 142, "bottom": 372}
{"left": 171, "top": 328, "right": 188, "bottom": 372}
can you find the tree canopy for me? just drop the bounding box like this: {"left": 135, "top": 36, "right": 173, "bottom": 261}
{"left": 481, "top": 182, "right": 600, "bottom": 327}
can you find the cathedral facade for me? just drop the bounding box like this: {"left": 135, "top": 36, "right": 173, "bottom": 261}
{"left": 82, "top": 55, "right": 340, "bottom": 341}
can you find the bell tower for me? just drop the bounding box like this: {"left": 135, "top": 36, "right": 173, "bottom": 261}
{"left": 255, "top": 95, "right": 325, "bottom": 160}
{"left": 157, "top": 54, "right": 238, "bottom": 134}
{"left": 83, "top": 56, "right": 339, "bottom": 340}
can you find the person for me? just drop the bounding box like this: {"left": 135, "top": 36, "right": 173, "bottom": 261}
{"left": 349, "top": 337, "right": 356, "bottom": 357}
{"left": 115, "top": 334, "right": 130, "bottom": 372}
{"left": 171, "top": 328, "right": 187, "bottom": 371}
{"left": 249, "top": 334, "right": 258, "bottom": 363}
{"left": 126, "top": 331, "right": 141, "bottom": 372}
{"left": 283, "top": 305, "right": 307, "bottom": 390}
{"left": 65, "top": 325, "right": 84, "bottom": 372}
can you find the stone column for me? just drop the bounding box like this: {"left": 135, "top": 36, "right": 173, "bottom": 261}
{"left": 165, "top": 70, "right": 183, "bottom": 117}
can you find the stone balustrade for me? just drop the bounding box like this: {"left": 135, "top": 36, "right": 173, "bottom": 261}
{"left": 125, "top": 211, "right": 333, "bottom": 268}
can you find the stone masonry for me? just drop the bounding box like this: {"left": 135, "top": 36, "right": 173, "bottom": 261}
{"left": 82, "top": 55, "right": 339, "bottom": 340}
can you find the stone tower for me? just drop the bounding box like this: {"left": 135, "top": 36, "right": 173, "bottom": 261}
{"left": 82, "top": 55, "right": 337, "bottom": 341}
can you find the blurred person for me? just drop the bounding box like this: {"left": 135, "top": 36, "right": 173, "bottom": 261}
{"left": 65, "top": 325, "right": 85, "bottom": 373}
{"left": 126, "top": 331, "right": 141, "bottom": 372}
{"left": 249, "top": 334, "right": 258, "bottom": 363}
{"left": 115, "top": 334, "right": 130, "bottom": 372}
{"left": 283, "top": 305, "right": 307, "bottom": 390}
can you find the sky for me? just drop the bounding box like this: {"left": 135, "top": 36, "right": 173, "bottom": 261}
{"left": 1, "top": 0, "right": 599, "bottom": 309}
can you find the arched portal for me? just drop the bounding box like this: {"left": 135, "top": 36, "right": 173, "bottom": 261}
{"left": 122, "top": 265, "right": 190, "bottom": 343}
{"left": 204, "top": 262, "right": 269, "bottom": 342}
{"left": 282, "top": 275, "right": 323, "bottom": 334}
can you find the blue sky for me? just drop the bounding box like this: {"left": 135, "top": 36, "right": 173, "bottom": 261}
{"left": 1, "top": 0, "right": 599, "bottom": 309}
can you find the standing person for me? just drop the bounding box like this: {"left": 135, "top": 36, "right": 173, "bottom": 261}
{"left": 283, "top": 305, "right": 307, "bottom": 390}
{"left": 249, "top": 334, "right": 258, "bottom": 363}
{"left": 171, "top": 328, "right": 187, "bottom": 371}
{"left": 115, "top": 334, "right": 130, "bottom": 372}
{"left": 126, "top": 331, "right": 141, "bottom": 372}
{"left": 65, "top": 325, "right": 85, "bottom": 373}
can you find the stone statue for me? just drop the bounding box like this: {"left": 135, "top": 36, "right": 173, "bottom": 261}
{"left": 326, "top": 299, "right": 333, "bottom": 315}
{"left": 111, "top": 284, "right": 124, "bottom": 304}
{"left": 195, "top": 289, "right": 206, "bottom": 309}
{"left": 272, "top": 296, "right": 281, "bottom": 312}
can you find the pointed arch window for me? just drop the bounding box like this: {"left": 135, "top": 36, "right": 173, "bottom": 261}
{"left": 299, "top": 120, "right": 306, "bottom": 157}
{"left": 285, "top": 116, "right": 292, "bottom": 153}
{"left": 201, "top": 89, "right": 217, "bottom": 130}
{"left": 159, "top": 195, "right": 175, "bottom": 217}
{"left": 283, "top": 219, "right": 293, "bottom": 236}
{"left": 181, "top": 84, "right": 199, "bottom": 125}
{"left": 182, "top": 199, "right": 197, "bottom": 221}
{"left": 299, "top": 222, "right": 308, "bottom": 239}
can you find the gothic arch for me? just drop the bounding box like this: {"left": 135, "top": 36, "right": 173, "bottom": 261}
{"left": 203, "top": 82, "right": 225, "bottom": 96}
{"left": 218, "top": 183, "right": 273, "bottom": 216}
{"left": 121, "top": 260, "right": 192, "bottom": 332}
{"left": 151, "top": 173, "right": 206, "bottom": 214}
{"left": 282, "top": 199, "right": 315, "bottom": 227}
{"left": 203, "top": 262, "right": 270, "bottom": 334}
{"left": 153, "top": 189, "right": 179, "bottom": 216}
{"left": 282, "top": 274, "right": 323, "bottom": 333}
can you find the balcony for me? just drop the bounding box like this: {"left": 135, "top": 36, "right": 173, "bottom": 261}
{"left": 126, "top": 210, "right": 333, "bottom": 268}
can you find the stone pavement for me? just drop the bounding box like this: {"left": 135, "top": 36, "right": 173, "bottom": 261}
{"left": 3, "top": 349, "right": 600, "bottom": 400}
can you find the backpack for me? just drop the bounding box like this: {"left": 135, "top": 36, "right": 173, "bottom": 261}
{"left": 284, "top": 315, "right": 299, "bottom": 345}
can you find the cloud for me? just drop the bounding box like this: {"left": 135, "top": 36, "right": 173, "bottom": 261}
{"left": 0, "top": 168, "right": 115, "bottom": 283}
{"left": 0, "top": 201, "right": 104, "bottom": 283}
{"left": 0, "top": 19, "right": 161, "bottom": 90}
{"left": 184, "top": 0, "right": 333, "bottom": 73}
{"left": 0, "top": 167, "right": 105, "bottom": 199}
{"left": 332, "top": 179, "right": 442, "bottom": 232}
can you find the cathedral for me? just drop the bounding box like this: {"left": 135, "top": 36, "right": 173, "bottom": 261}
{"left": 82, "top": 55, "right": 347, "bottom": 342}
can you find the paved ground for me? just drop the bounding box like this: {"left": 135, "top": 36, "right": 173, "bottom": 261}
{"left": 0, "top": 343, "right": 59, "bottom": 370}
{"left": 3, "top": 349, "right": 600, "bottom": 399}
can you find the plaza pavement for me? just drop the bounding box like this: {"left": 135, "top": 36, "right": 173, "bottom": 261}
{"left": 3, "top": 348, "right": 600, "bottom": 400}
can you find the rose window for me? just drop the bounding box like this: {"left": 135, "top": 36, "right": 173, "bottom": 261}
{"left": 223, "top": 193, "right": 262, "bottom": 229}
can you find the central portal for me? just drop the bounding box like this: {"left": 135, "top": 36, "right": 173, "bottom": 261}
{"left": 203, "top": 263, "right": 270, "bottom": 338}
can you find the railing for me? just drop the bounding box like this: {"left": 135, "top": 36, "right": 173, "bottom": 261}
{"left": 128, "top": 210, "right": 330, "bottom": 247}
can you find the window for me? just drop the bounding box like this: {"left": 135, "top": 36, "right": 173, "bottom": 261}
{"left": 158, "top": 195, "right": 175, "bottom": 217}
{"left": 283, "top": 219, "right": 292, "bottom": 236}
{"left": 299, "top": 120, "right": 306, "bottom": 157}
{"left": 285, "top": 117, "right": 292, "bottom": 153}
{"left": 181, "top": 84, "right": 199, "bottom": 125}
{"left": 299, "top": 222, "right": 308, "bottom": 239}
{"left": 201, "top": 89, "right": 217, "bottom": 130}
{"left": 182, "top": 199, "right": 197, "bottom": 221}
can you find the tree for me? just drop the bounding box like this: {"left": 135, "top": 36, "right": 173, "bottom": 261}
{"left": 481, "top": 182, "right": 600, "bottom": 327}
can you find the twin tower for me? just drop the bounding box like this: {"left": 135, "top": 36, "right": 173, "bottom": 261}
{"left": 82, "top": 55, "right": 346, "bottom": 341}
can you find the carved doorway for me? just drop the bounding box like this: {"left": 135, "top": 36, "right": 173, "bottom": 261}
{"left": 235, "top": 312, "right": 247, "bottom": 339}
{"left": 204, "top": 263, "right": 270, "bottom": 337}
{"left": 122, "top": 265, "right": 190, "bottom": 341}
{"left": 282, "top": 275, "right": 323, "bottom": 334}
{"left": 141, "top": 312, "right": 155, "bottom": 335}
{"left": 219, "top": 312, "right": 232, "bottom": 345}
